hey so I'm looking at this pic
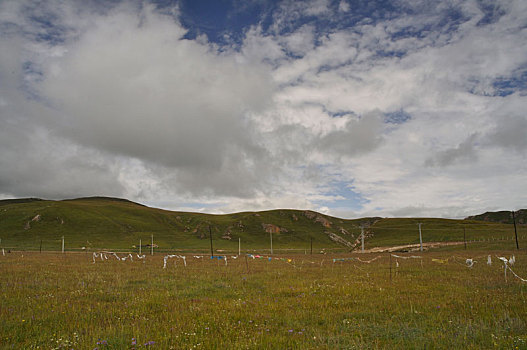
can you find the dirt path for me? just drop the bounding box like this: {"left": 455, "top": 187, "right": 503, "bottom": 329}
{"left": 362, "top": 241, "right": 465, "bottom": 253}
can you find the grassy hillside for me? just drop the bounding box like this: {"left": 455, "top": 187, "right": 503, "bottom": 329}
{"left": 0, "top": 197, "right": 372, "bottom": 252}
{"left": 465, "top": 209, "right": 527, "bottom": 225}
{"left": 0, "top": 197, "right": 524, "bottom": 252}
{"left": 366, "top": 217, "right": 524, "bottom": 250}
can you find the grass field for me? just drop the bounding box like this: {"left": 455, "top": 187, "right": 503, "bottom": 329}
{"left": 1, "top": 250, "right": 526, "bottom": 349}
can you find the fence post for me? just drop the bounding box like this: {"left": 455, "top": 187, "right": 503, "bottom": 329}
{"left": 512, "top": 211, "right": 519, "bottom": 250}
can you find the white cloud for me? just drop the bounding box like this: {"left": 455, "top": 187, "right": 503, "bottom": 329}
{"left": 1, "top": 0, "right": 526, "bottom": 218}
{"left": 338, "top": 1, "right": 350, "bottom": 13}
{"left": 37, "top": 4, "right": 275, "bottom": 197}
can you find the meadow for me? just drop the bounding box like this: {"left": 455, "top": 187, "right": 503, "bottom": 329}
{"left": 1, "top": 250, "right": 526, "bottom": 349}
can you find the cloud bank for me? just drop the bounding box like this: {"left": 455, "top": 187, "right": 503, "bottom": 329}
{"left": 1, "top": 0, "right": 526, "bottom": 218}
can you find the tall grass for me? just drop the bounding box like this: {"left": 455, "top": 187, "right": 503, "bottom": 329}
{"left": 0, "top": 251, "right": 526, "bottom": 349}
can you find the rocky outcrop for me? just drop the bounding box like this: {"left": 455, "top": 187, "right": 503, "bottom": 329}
{"left": 325, "top": 231, "right": 354, "bottom": 248}
{"left": 222, "top": 227, "right": 233, "bottom": 240}
{"left": 338, "top": 227, "right": 352, "bottom": 236}
{"left": 304, "top": 210, "right": 332, "bottom": 228}
{"left": 24, "top": 214, "right": 42, "bottom": 230}
{"left": 190, "top": 225, "right": 206, "bottom": 239}
{"left": 262, "top": 223, "right": 288, "bottom": 234}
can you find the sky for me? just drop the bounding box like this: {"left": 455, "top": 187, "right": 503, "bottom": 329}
{"left": 0, "top": 0, "right": 526, "bottom": 219}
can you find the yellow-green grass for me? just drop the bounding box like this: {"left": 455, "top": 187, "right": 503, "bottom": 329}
{"left": 1, "top": 250, "right": 526, "bottom": 349}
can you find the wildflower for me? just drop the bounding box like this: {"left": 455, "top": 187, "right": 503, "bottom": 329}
{"left": 132, "top": 338, "right": 136, "bottom": 345}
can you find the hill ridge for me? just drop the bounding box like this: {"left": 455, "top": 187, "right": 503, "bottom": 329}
{"left": 0, "top": 197, "right": 524, "bottom": 251}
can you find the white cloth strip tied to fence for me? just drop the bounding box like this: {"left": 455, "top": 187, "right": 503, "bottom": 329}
{"left": 509, "top": 255, "right": 515, "bottom": 266}
{"left": 391, "top": 254, "right": 422, "bottom": 259}
{"left": 108, "top": 252, "right": 121, "bottom": 261}
{"left": 93, "top": 251, "right": 137, "bottom": 263}
{"left": 497, "top": 256, "right": 526, "bottom": 283}
{"left": 120, "top": 253, "right": 134, "bottom": 261}
{"left": 466, "top": 258, "right": 476, "bottom": 268}
{"left": 136, "top": 254, "right": 146, "bottom": 260}
{"left": 487, "top": 255, "right": 492, "bottom": 266}
{"left": 391, "top": 254, "right": 421, "bottom": 268}
{"left": 506, "top": 265, "right": 527, "bottom": 282}
{"left": 163, "top": 254, "right": 187, "bottom": 268}
{"left": 356, "top": 256, "right": 383, "bottom": 264}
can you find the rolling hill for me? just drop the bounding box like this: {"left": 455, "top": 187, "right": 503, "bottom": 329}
{"left": 465, "top": 209, "right": 527, "bottom": 225}
{"left": 0, "top": 197, "right": 524, "bottom": 252}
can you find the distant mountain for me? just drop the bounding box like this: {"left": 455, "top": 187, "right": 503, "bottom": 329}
{"left": 465, "top": 209, "right": 527, "bottom": 225}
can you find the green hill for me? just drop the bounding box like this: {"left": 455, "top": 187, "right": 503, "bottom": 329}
{"left": 0, "top": 197, "right": 371, "bottom": 252}
{"left": 465, "top": 209, "right": 527, "bottom": 225}
{"left": 0, "top": 197, "right": 524, "bottom": 252}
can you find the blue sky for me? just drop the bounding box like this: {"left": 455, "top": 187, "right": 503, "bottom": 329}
{"left": 0, "top": 0, "right": 526, "bottom": 218}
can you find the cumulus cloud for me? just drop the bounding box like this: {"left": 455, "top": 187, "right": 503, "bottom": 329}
{"left": 1, "top": 0, "right": 526, "bottom": 218}
{"left": 425, "top": 134, "right": 479, "bottom": 167}
{"left": 1, "top": 1, "right": 277, "bottom": 199}
{"left": 317, "top": 111, "right": 383, "bottom": 157}
{"left": 484, "top": 115, "right": 527, "bottom": 152}
{"left": 0, "top": 123, "right": 125, "bottom": 199}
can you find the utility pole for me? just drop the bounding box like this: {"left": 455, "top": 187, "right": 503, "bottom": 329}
{"left": 139, "top": 239, "right": 142, "bottom": 255}
{"left": 62, "top": 236, "right": 64, "bottom": 254}
{"left": 512, "top": 211, "right": 519, "bottom": 250}
{"left": 209, "top": 225, "right": 214, "bottom": 258}
{"left": 238, "top": 237, "right": 241, "bottom": 256}
{"left": 418, "top": 223, "right": 423, "bottom": 252}
{"left": 361, "top": 226, "right": 365, "bottom": 253}
{"left": 463, "top": 227, "right": 467, "bottom": 250}
{"left": 270, "top": 231, "right": 273, "bottom": 254}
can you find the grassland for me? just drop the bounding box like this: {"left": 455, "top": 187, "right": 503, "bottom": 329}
{"left": 1, "top": 198, "right": 526, "bottom": 348}
{"left": 0, "top": 197, "right": 525, "bottom": 253}
{"left": 1, "top": 250, "right": 526, "bottom": 349}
